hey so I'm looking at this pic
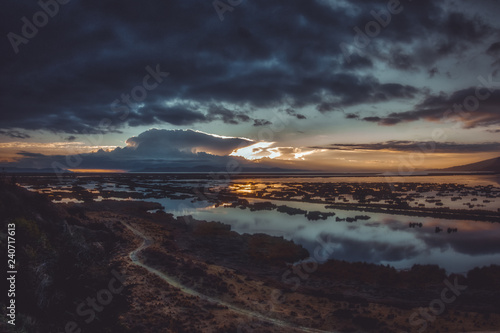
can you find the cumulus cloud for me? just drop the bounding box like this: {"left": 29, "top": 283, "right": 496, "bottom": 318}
{"left": 1, "top": 129, "right": 258, "bottom": 171}
{"left": 124, "top": 129, "right": 253, "bottom": 156}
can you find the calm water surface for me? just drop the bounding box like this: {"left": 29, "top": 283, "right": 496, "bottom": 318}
{"left": 20, "top": 173, "right": 500, "bottom": 273}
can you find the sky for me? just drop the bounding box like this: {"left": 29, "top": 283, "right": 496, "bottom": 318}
{"left": 1, "top": 0, "right": 500, "bottom": 172}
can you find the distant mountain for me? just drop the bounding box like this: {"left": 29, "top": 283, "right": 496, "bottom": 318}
{"left": 438, "top": 157, "right": 500, "bottom": 172}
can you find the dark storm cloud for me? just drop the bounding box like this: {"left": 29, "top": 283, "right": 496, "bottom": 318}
{"left": 343, "top": 1, "right": 493, "bottom": 70}
{"left": 310, "top": 141, "right": 500, "bottom": 153}
{"left": 341, "top": 54, "right": 373, "bottom": 70}
{"left": 387, "top": 49, "right": 418, "bottom": 71}
{"left": 316, "top": 81, "right": 419, "bottom": 112}
{"left": 345, "top": 113, "right": 359, "bottom": 119}
{"left": 362, "top": 116, "right": 381, "bottom": 122}
{"left": 486, "top": 42, "right": 500, "bottom": 56}
{"left": 206, "top": 105, "right": 251, "bottom": 125}
{"left": 359, "top": 87, "right": 500, "bottom": 128}
{"left": 444, "top": 12, "right": 491, "bottom": 42}
{"left": 428, "top": 67, "right": 439, "bottom": 78}
{"left": 0, "top": 0, "right": 497, "bottom": 133}
{"left": 284, "top": 108, "right": 307, "bottom": 120}
{"left": 253, "top": 119, "right": 272, "bottom": 127}
{"left": 128, "top": 105, "right": 209, "bottom": 127}
{"left": 0, "top": 130, "right": 30, "bottom": 139}
{"left": 3, "top": 129, "right": 255, "bottom": 170}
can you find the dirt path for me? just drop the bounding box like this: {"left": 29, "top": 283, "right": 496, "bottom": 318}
{"left": 121, "top": 221, "right": 338, "bottom": 333}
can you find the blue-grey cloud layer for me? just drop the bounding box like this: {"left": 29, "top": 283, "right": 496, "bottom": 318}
{"left": 2, "top": 0, "right": 499, "bottom": 135}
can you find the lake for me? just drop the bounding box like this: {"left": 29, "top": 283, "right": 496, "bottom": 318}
{"left": 17, "top": 173, "right": 500, "bottom": 273}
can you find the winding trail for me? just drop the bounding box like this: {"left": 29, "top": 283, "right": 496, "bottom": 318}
{"left": 121, "top": 221, "right": 337, "bottom": 333}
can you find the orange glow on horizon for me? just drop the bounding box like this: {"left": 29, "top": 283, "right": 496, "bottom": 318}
{"left": 68, "top": 169, "right": 127, "bottom": 173}
{"left": 230, "top": 142, "right": 278, "bottom": 160}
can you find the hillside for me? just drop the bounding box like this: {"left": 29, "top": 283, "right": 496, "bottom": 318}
{"left": 440, "top": 156, "right": 500, "bottom": 172}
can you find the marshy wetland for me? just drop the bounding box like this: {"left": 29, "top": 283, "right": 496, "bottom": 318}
{"left": 17, "top": 173, "right": 500, "bottom": 273}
